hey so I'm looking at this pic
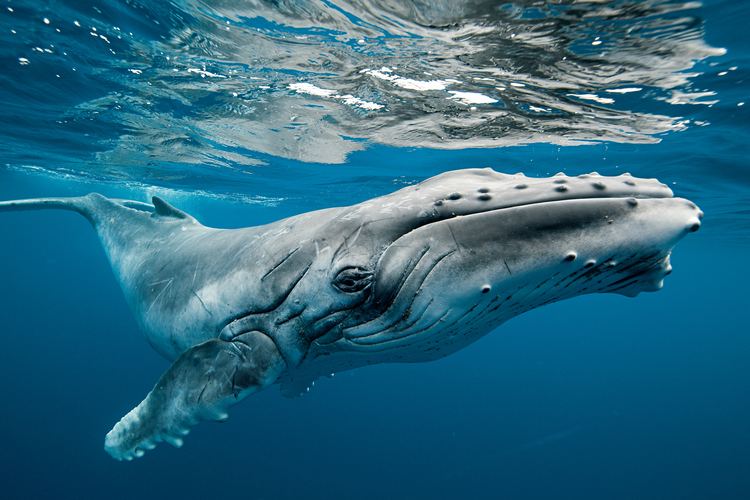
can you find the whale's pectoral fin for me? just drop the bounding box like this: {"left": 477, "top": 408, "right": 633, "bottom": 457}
{"left": 104, "top": 331, "right": 285, "bottom": 461}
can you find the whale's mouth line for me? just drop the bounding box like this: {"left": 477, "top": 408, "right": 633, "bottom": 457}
{"left": 425, "top": 192, "right": 681, "bottom": 229}
{"left": 444, "top": 193, "right": 702, "bottom": 237}
{"left": 473, "top": 194, "right": 658, "bottom": 213}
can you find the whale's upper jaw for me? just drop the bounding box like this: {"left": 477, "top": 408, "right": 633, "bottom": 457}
{"left": 364, "top": 168, "right": 703, "bottom": 274}
{"left": 377, "top": 168, "right": 679, "bottom": 218}
{"left": 339, "top": 167, "right": 689, "bottom": 250}
{"left": 402, "top": 168, "right": 703, "bottom": 248}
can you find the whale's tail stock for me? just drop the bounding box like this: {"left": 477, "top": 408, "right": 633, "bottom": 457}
{"left": 0, "top": 195, "right": 95, "bottom": 219}
{"left": 0, "top": 193, "right": 162, "bottom": 221}
{"left": 0, "top": 192, "right": 200, "bottom": 292}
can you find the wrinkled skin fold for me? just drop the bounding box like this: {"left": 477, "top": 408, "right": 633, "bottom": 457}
{"left": 0, "top": 168, "right": 703, "bottom": 460}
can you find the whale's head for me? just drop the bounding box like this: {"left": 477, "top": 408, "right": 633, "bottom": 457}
{"left": 220, "top": 168, "right": 701, "bottom": 364}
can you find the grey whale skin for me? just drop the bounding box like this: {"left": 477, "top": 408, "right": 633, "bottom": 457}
{"left": 0, "top": 168, "right": 702, "bottom": 460}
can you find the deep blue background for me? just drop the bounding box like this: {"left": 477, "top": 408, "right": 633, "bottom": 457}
{"left": 1, "top": 148, "right": 748, "bottom": 499}
{"left": 1, "top": 0, "right": 749, "bottom": 498}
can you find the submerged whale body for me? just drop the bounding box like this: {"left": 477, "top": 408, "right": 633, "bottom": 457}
{"left": 0, "top": 168, "right": 702, "bottom": 460}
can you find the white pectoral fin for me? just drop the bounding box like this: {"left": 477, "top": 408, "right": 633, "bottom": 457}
{"left": 104, "top": 331, "right": 285, "bottom": 461}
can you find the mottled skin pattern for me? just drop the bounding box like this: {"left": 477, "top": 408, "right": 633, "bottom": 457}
{"left": 0, "top": 168, "right": 702, "bottom": 460}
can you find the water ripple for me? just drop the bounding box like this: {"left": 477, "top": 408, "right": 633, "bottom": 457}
{"left": 0, "top": 0, "right": 727, "bottom": 174}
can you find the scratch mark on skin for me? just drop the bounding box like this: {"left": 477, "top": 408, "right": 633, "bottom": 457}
{"left": 192, "top": 290, "right": 212, "bottom": 316}
{"left": 169, "top": 232, "right": 201, "bottom": 256}
{"left": 332, "top": 217, "right": 397, "bottom": 261}
{"left": 446, "top": 223, "right": 461, "bottom": 253}
{"left": 262, "top": 247, "right": 300, "bottom": 281}
{"left": 332, "top": 223, "right": 364, "bottom": 261}
{"left": 503, "top": 259, "right": 512, "bottom": 275}
{"left": 197, "top": 382, "right": 209, "bottom": 404}
{"left": 347, "top": 224, "right": 364, "bottom": 249}
{"left": 147, "top": 278, "right": 173, "bottom": 313}
{"left": 314, "top": 242, "right": 331, "bottom": 257}
{"left": 148, "top": 278, "right": 173, "bottom": 287}
{"left": 191, "top": 263, "right": 198, "bottom": 288}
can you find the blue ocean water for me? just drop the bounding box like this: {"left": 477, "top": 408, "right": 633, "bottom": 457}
{"left": 0, "top": 1, "right": 748, "bottom": 499}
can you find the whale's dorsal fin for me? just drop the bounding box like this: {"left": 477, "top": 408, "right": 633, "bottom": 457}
{"left": 151, "top": 196, "right": 191, "bottom": 220}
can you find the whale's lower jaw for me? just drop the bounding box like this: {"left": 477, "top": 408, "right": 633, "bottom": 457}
{"left": 342, "top": 251, "right": 675, "bottom": 349}
{"left": 335, "top": 193, "right": 701, "bottom": 347}
{"left": 278, "top": 241, "right": 678, "bottom": 397}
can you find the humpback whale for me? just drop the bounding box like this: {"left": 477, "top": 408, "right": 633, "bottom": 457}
{"left": 0, "top": 168, "right": 702, "bottom": 460}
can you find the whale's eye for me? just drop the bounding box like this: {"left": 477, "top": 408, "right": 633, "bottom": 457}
{"left": 333, "top": 267, "right": 373, "bottom": 293}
